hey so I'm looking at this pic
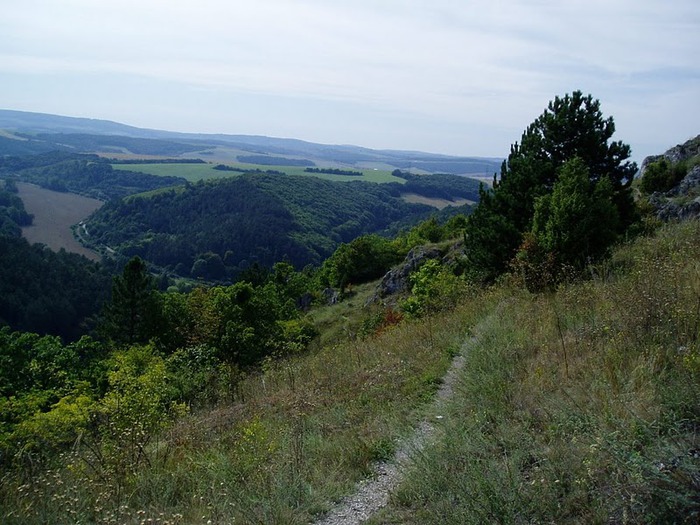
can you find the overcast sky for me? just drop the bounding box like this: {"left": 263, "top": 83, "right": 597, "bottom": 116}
{"left": 1, "top": 0, "right": 698, "bottom": 163}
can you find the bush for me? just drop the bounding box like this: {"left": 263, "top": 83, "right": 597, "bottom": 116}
{"left": 640, "top": 158, "right": 688, "bottom": 194}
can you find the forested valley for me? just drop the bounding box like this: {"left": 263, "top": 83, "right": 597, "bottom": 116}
{"left": 83, "top": 171, "right": 477, "bottom": 279}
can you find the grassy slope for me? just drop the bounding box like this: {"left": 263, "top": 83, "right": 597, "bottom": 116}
{"left": 4, "top": 222, "right": 698, "bottom": 524}
{"left": 2, "top": 282, "right": 495, "bottom": 524}
{"left": 373, "top": 220, "right": 700, "bottom": 524}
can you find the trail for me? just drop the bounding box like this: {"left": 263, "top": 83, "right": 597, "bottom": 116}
{"left": 312, "top": 337, "right": 473, "bottom": 525}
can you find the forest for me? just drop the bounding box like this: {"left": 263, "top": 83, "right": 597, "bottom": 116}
{"left": 81, "top": 172, "right": 475, "bottom": 279}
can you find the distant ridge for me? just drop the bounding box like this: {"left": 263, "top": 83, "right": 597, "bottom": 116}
{"left": 0, "top": 109, "right": 503, "bottom": 175}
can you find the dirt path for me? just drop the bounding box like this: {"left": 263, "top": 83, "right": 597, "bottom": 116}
{"left": 313, "top": 338, "right": 473, "bottom": 525}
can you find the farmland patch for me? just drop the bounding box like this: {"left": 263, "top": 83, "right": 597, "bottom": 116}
{"left": 401, "top": 193, "right": 475, "bottom": 209}
{"left": 18, "top": 183, "right": 103, "bottom": 261}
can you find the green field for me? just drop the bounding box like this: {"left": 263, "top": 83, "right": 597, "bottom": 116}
{"left": 113, "top": 162, "right": 405, "bottom": 184}
{"left": 112, "top": 163, "right": 228, "bottom": 182}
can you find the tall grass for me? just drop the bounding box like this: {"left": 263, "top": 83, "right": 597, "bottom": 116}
{"left": 373, "top": 220, "right": 700, "bottom": 524}
{"left": 6, "top": 221, "right": 698, "bottom": 524}
{"left": 1, "top": 280, "right": 497, "bottom": 524}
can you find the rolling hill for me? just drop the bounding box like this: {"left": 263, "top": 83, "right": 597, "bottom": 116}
{"left": 82, "top": 172, "right": 474, "bottom": 278}
{"left": 1, "top": 111, "right": 489, "bottom": 278}
{"left": 0, "top": 109, "right": 503, "bottom": 176}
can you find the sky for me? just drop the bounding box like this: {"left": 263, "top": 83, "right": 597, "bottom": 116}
{"left": 1, "top": 0, "right": 698, "bottom": 164}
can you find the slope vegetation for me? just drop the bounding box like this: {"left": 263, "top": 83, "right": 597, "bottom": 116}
{"left": 3, "top": 220, "right": 697, "bottom": 524}
{"left": 373, "top": 220, "right": 700, "bottom": 524}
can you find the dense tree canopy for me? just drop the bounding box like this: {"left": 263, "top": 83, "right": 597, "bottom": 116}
{"left": 0, "top": 181, "right": 33, "bottom": 237}
{"left": 0, "top": 236, "right": 110, "bottom": 340}
{"left": 84, "top": 174, "right": 442, "bottom": 278}
{"left": 100, "top": 257, "right": 162, "bottom": 346}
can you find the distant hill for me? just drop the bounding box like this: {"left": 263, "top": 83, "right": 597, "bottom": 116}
{"left": 82, "top": 173, "right": 474, "bottom": 278}
{"left": 1, "top": 110, "right": 487, "bottom": 279}
{"left": 0, "top": 109, "right": 503, "bottom": 176}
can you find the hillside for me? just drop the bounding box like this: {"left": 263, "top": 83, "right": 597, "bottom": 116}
{"left": 0, "top": 109, "right": 503, "bottom": 176}
{"left": 1, "top": 96, "right": 697, "bottom": 523}
{"left": 82, "top": 173, "right": 471, "bottom": 277}
{"left": 2, "top": 219, "right": 697, "bottom": 524}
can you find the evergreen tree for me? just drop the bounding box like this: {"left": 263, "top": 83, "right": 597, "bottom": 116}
{"left": 532, "top": 157, "right": 619, "bottom": 269}
{"left": 101, "top": 257, "right": 161, "bottom": 345}
{"left": 464, "top": 91, "right": 637, "bottom": 282}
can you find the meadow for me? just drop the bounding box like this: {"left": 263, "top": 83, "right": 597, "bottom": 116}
{"left": 372, "top": 220, "right": 700, "bottom": 524}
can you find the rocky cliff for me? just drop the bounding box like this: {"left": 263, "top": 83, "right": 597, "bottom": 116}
{"left": 642, "top": 135, "right": 700, "bottom": 221}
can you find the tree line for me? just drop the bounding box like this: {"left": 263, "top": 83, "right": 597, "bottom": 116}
{"left": 0, "top": 151, "right": 186, "bottom": 200}
{"left": 304, "top": 167, "right": 363, "bottom": 176}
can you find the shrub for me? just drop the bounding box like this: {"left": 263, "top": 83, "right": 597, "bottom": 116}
{"left": 640, "top": 158, "right": 688, "bottom": 194}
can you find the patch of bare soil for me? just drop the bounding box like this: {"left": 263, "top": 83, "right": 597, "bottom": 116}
{"left": 17, "top": 182, "right": 103, "bottom": 261}
{"left": 400, "top": 193, "right": 475, "bottom": 209}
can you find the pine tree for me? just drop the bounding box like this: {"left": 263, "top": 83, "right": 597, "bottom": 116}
{"left": 464, "top": 91, "right": 637, "bottom": 282}
{"left": 101, "top": 257, "right": 161, "bottom": 345}
{"left": 532, "top": 157, "right": 619, "bottom": 269}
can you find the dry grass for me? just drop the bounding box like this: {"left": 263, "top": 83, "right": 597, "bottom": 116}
{"left": 373, "top": 220, "right": 700, "bottom": 524}
{"left": 7, "top": 221, "right": 699, "bottom": 524}
{"left": 1, "top": 275, "right": 498, "bottom": 524}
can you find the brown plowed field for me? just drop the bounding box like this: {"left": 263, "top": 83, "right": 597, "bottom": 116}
{"left": 17, "top": 183, "right": 103, "bottom": 261}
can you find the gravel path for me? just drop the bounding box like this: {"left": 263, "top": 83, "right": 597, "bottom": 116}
{"left": 312, "top": 337, "right": 473, "bottom": 525}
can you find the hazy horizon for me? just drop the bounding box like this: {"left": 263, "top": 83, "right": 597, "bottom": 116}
{"left": 1, "top": 1, "right": 698, "bottom": 164}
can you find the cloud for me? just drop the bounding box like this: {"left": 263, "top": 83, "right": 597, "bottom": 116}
{"left": 0, "top": 0, "right": 698, "bottom": 157}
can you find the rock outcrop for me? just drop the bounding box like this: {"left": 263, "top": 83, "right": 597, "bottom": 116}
{"left": 642, "top": 135, "right": 700, "bottom": 221}
{"left": 640, "top": 135, "right": 700, "bottom": 178}
{"left": 368, "top": 245, "right": 442, "bottom": 305}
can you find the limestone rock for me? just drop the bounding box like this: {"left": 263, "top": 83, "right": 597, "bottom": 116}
{"left": 368, "top": 246, "right": 442, "bottom": 304}
{"left": 322, "top": 287, "right": 339, "bottom": 305}
{"left": 642, "top": 135, "right": 700, "bottom": 221}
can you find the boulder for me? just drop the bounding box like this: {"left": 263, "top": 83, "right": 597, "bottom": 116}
{"left": 368, "top": 245, "right": 442, "bottom": 304}
{"left": 322, "top": 287, "right": 339, "bottom": 305}
{"left": 675, "top": 165, "right": 700, "bottom": 197}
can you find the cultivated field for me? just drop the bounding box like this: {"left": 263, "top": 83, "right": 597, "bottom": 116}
{"left": 112, "top": 162, "right": 404, "bottom": 184}
{"left": 17, "top": 182, "right": 103, "bottom": 261}
{"left": 401, "top": 193, "right": 475, "bottom": 209}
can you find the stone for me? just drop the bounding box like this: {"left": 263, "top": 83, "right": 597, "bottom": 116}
{"left": 641, "top": 135, "right": 700, "bottom": 222}
{"left": 322, "top": 287, "right": 339, "bottom": 305}
{"left": 368, "top": 245, "right": 442, "bottom": 304}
